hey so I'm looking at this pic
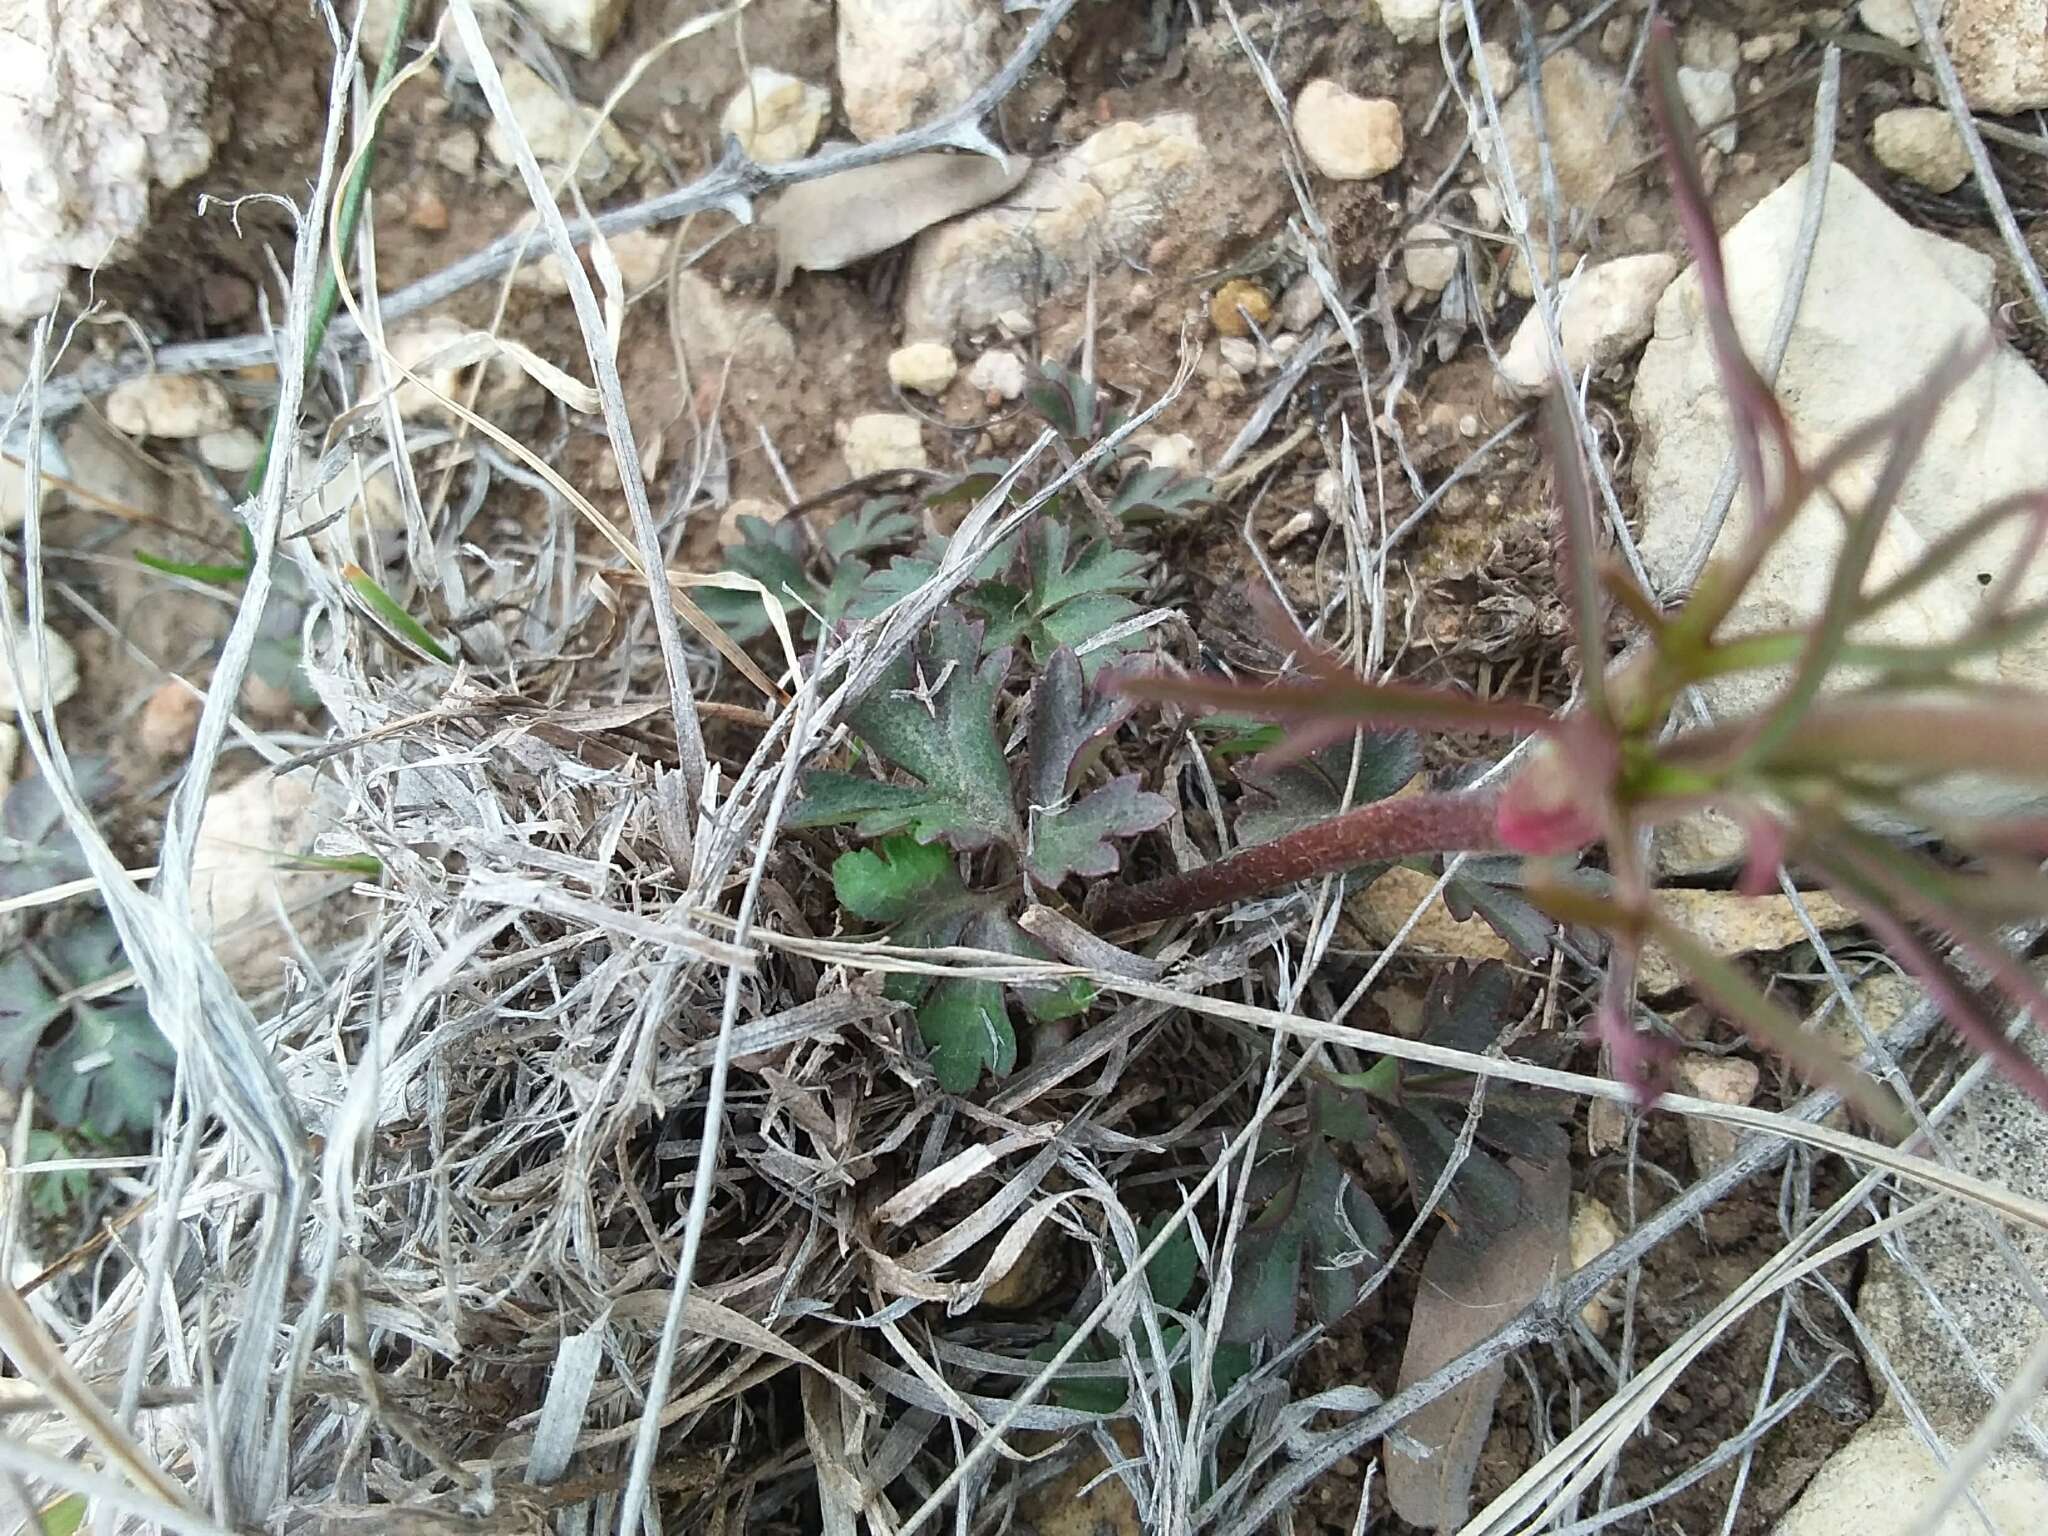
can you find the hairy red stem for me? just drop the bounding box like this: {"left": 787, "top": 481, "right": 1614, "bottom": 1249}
{"left": 1098, "top": 790, "right": 1508, "bottom": 930}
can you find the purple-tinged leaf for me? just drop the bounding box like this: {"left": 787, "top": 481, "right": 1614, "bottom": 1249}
{"left": 1026, "top": 775, "right": 1172, "bottom": 888}
{"left": 1026, "top": 646, "right": 1132, "bottom": 807}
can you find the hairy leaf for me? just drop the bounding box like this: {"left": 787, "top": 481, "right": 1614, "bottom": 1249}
{"left": 968, "top": 521, "right": 1149, "bottom": 670}
{"left": 832, "top": 835, "right": 959, "bottom": 924}
{"left": 0, "top": 758, "right": 116, "bottom": 901}
{"left": 1235, "top": 733, "right": 1421, "bottom": 846}
{"left": 699, "top": 516, "right": 816, "bottom": 641}
{"left": 36, "top": 1000, "right": 175, "bottom": 1139}
{"left": 918, "top": 977, "right": 1014, "bottom": 1093}
{"left": 1107, "top": 466, "right": 1215, "bottom": 525}
{"left": 1028, "top": 778, "right": 1174, "bottom": 888}
{"left": 0, "top": 951, "right": 63, "bottom": 1093}
{"left": 1223, "top": 1140, "right": 1390, "bottom": 1346}
{"left": 1022, "top": 648, "right": 1170, "bottom": 886}
{"left": 790, "top": 611, "right": 1019, "bottom": 849}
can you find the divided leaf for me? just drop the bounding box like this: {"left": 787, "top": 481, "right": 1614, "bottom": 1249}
{"left": 968, "top": 521, "right": 1149, "bottom": 671}
{"left": 791, "top": 611, "right": 1020, "bottom": 850}
{"left": 832, "top": 835, "right": 960, "bottom": 925}
{"left": 917, "top": 977, "right": 1014, "bottom": 1094}
{"left": 1235, "top": 733, "right": 1421, "bottom": 847}
{"left": 0, "top": 951, "right": 63, "bottom": 1093}
{"left": 0, "top": 758, "right": 116, "bottom": 901}
{"left": 1024, "top": 648, "right": 1172, "bottom": 887}
{"left": 36, "top": 1000, "right": 176, "bottom": 1139}
{"left": 1335, "top": 962, "right": 1572, "bottom": 1240}
{"left": 1223, "top": 1139, "right": 1391, "bottom": 1347}
{"left": 1106, "top": 465, "right": 1216, "bottom": 525}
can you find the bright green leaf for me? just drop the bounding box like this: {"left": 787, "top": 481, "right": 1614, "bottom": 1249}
{"left": 831, "top": 835, "right": 959, "bottom": 923}
{"left": 918, "top": 977, "right": 1014, "bottom": 1093}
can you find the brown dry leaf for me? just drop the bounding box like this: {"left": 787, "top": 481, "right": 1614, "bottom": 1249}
{"left": 1384, "top": 1154, "right": 1572, "bottom": 1530}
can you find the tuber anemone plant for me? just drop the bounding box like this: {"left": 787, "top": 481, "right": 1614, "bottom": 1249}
{"left": 1106, "top": 36, "right": 2048, "bottom": 1121}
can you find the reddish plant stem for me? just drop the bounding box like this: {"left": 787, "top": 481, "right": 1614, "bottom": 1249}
{"left": 1098, "top": 790, "right": 1508, "bottom": 930}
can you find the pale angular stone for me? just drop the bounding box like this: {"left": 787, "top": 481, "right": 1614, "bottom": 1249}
{"left": 1678, "top": 66, "right": 1738, "bottom": 153}
{"left": 1855, "top": 1028, "right": 2048, "bottom": 1436}
{"left": 1377, "top": 0, "right": 1447, "bottom": 44}
{"left": 517, "top": 0, "right": 628, "bottom": 60}
{"left": 837, "top": 0, "right": 1002, "bottom": 142}
{"left": 1872, "top": 107, "right": 1972, "bottom": 194}
{"left": 1638, "top": 887, "right": 1857, "bottom": 996}
{"left": 1943, "top": 0, "right": 2048, "bottom": 113}
{"left": 0, "top": 720, "right": 16, "bottom": 789}
{"left": 1294, "top": 80, "right": 1404, "bottom": 181}
{"left": 0, "top": 623, "right": 77, "bottom": 714}
{"left": 967, "top": 348, "right": 1027, "bottom": 401}
{"left": 1671, "top": 1052, "right": 1760, "bottom": 1173}
{"left": 196, "top": 427, "right": 260, "bottom": 475}
{"left": 0, "top": 0, "right": 222, "bottom": 322}
{"left": 1771, "top": 1423, "right": 2048, "bottom": 1536}
{"left": 1402, "top": 220, "right": 1459, "bottom": 293}
{"left": 668, "top": 272, "right": 796, "bottom": 375}
{"left": 105, "top": 375, "right": 233, "bottom": 440}
{"left": 1130, "top": 432, "right": 1198, "bottom": 474}
{"left": 485, "top": 62, "right": 637, "bottom": 191}
{"left": 1633, "top": 164, "right": 2048, "bottom": 824}
{"left": 1859, "top": 0, "right": 1922, "bottom": 47}
{"left": 1495, "top": 49, "right": 1640, "bottom": 223}
{"left": 887, "top": 342, "right": 958, "bottom": 395}
{"left": 1497, "top": 253, "right": 1678, "bottom": 396}
{"left": 841, "top": 414, "right": 928, "bottom": 477}
{"left": 720, "top": 66, "right": 829, "bottom": 164}
{"left": 188, "top": 773, "right": 353, "bottom": 993}
{"left": 1347, "top": 865, "right": 1514, "bottom": 962}
{"left": 1568, "top": 1195, "right": 1624, "bottom": 1334}
{"left": 902, "top": 115, "right": 1206, "bottom": 339}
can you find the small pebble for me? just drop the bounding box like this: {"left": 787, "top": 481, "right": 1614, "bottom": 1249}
{"left": 434, "top": 128, "right": 481, "bottom": 176}
{"left": 1275, "top": 272, "right": 1324, "bottom": 331}
{"left": 1871, "top": 106, "right": 1972, "bottom": 194}
{"left": 106, "top": 375, "right": 234, "bottom": 440}
{"left": 139, "top": 681, "right": 202, "bottom": 759}
{"left": 1210, "top": 278, "right": 1273, "bottom": 337}
{"left": 720, "top": 66, "right": 829, "bottom": 164}
{"left": 409, "top": 187, "right": 450, "bottom": 233}
{"left": 995, "top": 308, "right": 1035, "bottom": 339}
{"left": 1672, "top": 1052, "right": 1761, "bottom": 1173}
{"left": 1130, "top": 432, "right": 1199, "bottom": 473}
{"left": 197, "top": 427, "right": 261, "bottom": 475}
{"left": 1217, "top": 336, "right": 1259, "bottom": 375}
{"left": 840, "top": 413, "right": 928, "bottom": 477}
{"left": 887, "top": 342, "right": 958, "bottom": 396}
{"left": 1402, "top": 220, "right": 1459, "bottom": 293}
{"left": 1293, "top": 79, "right": 1404, "bottom": 180}
{"left": 0, "top": 623, "right": 80, "bottom": 714}
{"left": 968, "top": 348, "right": 1027, "bottom": 402}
